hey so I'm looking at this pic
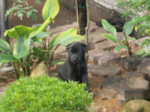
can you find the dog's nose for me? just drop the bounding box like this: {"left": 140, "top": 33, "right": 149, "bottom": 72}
{"left": 72, "top": 56, "right": 77, "bottom": 62}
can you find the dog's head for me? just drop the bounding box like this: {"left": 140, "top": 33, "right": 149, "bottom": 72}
{"left": 67, "top": 42, "right": 87, "bottom": 64}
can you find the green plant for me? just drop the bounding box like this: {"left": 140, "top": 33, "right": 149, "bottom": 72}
{"left": 0, "top": 0, "right": 84, "bottom": 78}
{"left": 6, "top": 0, "right": 42, "bottom": 20}
{"left": 101, "top": 19, "right": 135, "bottom": 56}
{"left": 0, "top": 76, "right": 92, "bottom": 112}
{"left": 117, "top": 0, "right": 150, "bottom": 36}
{"left": 136, "top": 38, "right": 150, "bottom": 56}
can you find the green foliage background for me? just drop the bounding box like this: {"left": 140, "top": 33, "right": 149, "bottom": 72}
{"left": 6, "top": 0, "right": 42, "bottom": 20}
{"left": 117, "top": 0, "right": 150, "bottom": 36}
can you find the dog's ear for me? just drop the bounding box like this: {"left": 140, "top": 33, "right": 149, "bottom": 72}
{"left": 82, "top": 44, "right": 88, "bottom": 52}
{"left": 66, "top": 42, "right": 77, "bottom": 50}
{"left": 66, "top": 43, "right": 72, "bottom": 51}
{"left": 66, "top": 44, "right": 70, "bottom": 51}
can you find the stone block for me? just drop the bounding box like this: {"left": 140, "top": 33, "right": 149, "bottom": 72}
{"left": 93, "top": 51, "right": 120, "bottom": 65}
{"left": 123, "top": 78, "right": 150, "bottom": 101}
{"left": 101, "top": 76, "right": 123, "bottom": 89}
{"left": 88, "top": 64, "right": 122, "bottom": 77}
{"left": 121, "top": 100, "right": 150, "bottom": 112}
{"left": 124, "top": 89, "right": 150, "bottom": 101}
{"left": 95, "top": 40, "right": 116, "bottom": 51}
{"left": 88, "top": 50, "right": 105, "bottom": 63}
{"left": 126, "top": 79, "right": 149, "bottom": 90}
{"left": 125, "top": 72, "right": 144, "bottom": 80}
{"left": 97, "top": 88, "right": 119, "bottom": 99}
{"left": 121, "top": 56, "right": 142, "bottom": 71}
{"left": 138, "top": 59, "right": 150, "bottom": 76}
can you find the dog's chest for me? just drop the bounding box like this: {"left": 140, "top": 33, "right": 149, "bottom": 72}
{"left": 71, "top": 64, "right": 84, "bottom": 76}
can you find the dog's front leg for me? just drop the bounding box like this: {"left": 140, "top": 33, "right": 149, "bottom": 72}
{"left": 67, "top": 69, "right": 76, "bottom": 81}
{"left": 82, "top": 74, "right": 90, "bottom": 92}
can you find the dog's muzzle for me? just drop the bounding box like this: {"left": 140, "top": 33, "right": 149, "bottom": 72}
{"left": 71, "top": 56, "right": 78, "bottom": 63}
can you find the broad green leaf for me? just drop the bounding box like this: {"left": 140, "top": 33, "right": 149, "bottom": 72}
{"left": 29, "top": 17, "right": 52, "bottom": 38}
{"left": 4, "top": 27, "right": 19, "bottom": 38}
{"left": 115, "top": 45, "right": 128, "bottom": 52}
{"left": 139, "top": 39, "right": 150, "bottom": 47}
{"left": 127, "top": 37, "right": 136, "bottom": 41}
{"left": 13, "top": 38, "right": 31, "bottom": 59}
{"left": 42, "top": 0, "right": 60, "bottom": 20}
{"left": 50, "top": 28, "right": 78, "bottom": 48}
{"left": 32, "top": 32, "right": 51, "bottom": 41}
{"left": 102, "top": 33, "right": 117, "bottom": 42}
{"left": 120, "top": 37, "right": 136, "bottom": 44}
{"left": 136, "top": 48, "right": 145, "bottom": 56}
{"left": 32, "top": 47, "right": 45, "bottom": 61}
{"left": 142, "top": 52, "right": 150, "bottom": 57}
{"left": 31, "top": 25, "right": 41, "bottom": 32}
{"left": 34, "top": 39, "right": 43, "bottom": 45}
{"left": 5, "top": 25, "right": 32, "bottom": 38}
{"left": 101, "top": 19, "right": 117, "bottom": 37}
{"left": 59, "top": 35, "right": 85, "bottom": 46}
{"left": 0, "top": 54, "right": 17, "bottom": 63}
{"left": 15, "top": 25, "right": 33, "bottom": 38}
{"left": 50, "top": 60, "right": 64, "bottom": 65}
{"left": 0, "top": 39, "right": 11, "bottom": 53}
{"left": 123, "top": 21, "right": 135, "bottom": 36}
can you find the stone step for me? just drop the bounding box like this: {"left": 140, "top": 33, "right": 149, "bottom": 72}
{"left": 95, "top": 40, "right": 116, "bottom": 51}
{"left": 97, "top": 75, "right": 150, "bottom": 102}
{"left": 93, "top": 51, "right": 120, "bottom": 65}
{"left": 88, "top": 64, "right": 122, "bottom": 77}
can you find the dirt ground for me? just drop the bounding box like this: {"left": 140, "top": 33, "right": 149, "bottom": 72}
{"left": 88, "top": 73, "right": 123, "bottom": 112}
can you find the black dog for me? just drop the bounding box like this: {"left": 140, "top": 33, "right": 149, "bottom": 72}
{"left": 58, "top": 42, "right": 90, "bottom": 91}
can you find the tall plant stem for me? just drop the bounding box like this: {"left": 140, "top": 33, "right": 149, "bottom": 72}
{"left": 47, "top": 45, "right": 59, "bottom": 75}
{"left": 48, "top": 46, "right": 58, "bottom": 63}
{"left": 85, "top": 0, "right": 90, "bottom": 46}
{"left": 20, "top": 59, "right": 29, "bottom": 76}
{"left": 13, "top": 63, "right": 20, "bottom": 79}
{"left": 124, "top": 32, "right": 132, "bottom": 56}
{"left": 75, "top": 0, "right": 87, "bottom": 35}
{"left": 75, "top": 0, "right": 79, "bottom": 32}
{"left": 17, "top": 60, "right": 25, "bottom": 77}
{"left": 76, "top": 0, "right": 90, "bottom": 60}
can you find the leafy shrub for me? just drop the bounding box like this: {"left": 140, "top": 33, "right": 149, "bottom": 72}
{"left": 117, "top": 0, "right": 150, "bottom": 56}
{"left": 101, "top": 19, "right": 135, "bottom": 56}
{"left": 6, "top": 0, "right": 42, "bottom": 20}
{"left": 136, "top": 38, "right": 150, "bottom": 57}
{"left": 0, "top": 76, "right": 92, "bottom": 112}
{"left": 117, "top": 0, "right": 150, "bottom": 36}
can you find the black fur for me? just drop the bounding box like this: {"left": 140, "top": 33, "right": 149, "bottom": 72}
{"left": 58, "top": 42, "right": 90, "bottom": 91}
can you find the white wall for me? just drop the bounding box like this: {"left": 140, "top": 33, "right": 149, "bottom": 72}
{"left": 94, "top": 0, "right": 118, "bottom": 10}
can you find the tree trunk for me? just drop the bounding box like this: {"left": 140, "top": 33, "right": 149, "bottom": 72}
{"left": 0, "top": 0, "right": 8, "bottom": 40}
{"left": 76, "top": 0, "right": 87, "bottom": 35}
